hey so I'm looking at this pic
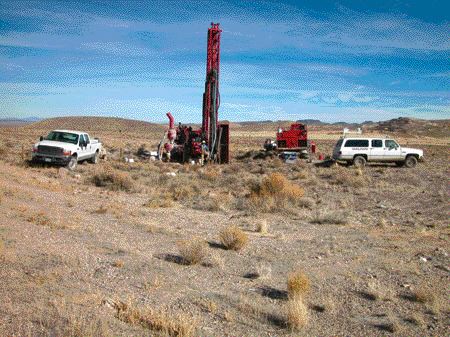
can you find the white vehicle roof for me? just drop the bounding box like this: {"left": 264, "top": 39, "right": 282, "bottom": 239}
{"left": 339, "top": 135, "right": 394, "bottom": 140}
{"left": 51, "top": 130, "right": 86, "bottom": 135}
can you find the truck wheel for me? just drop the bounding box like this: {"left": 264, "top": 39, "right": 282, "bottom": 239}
{"left": 405, "top": 155, "right": 417, "bottom": 168}
{"left": 67, "top": 156, "right": 77, "bottom": 171}
{"left": 353, "top": 155, "right": 366, "bottom": 168}
{"left": 89, "top": 151, "right": 99, "bottom": 164}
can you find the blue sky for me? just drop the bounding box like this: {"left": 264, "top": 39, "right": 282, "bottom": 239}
{"left": 0, "top": 0, "right": 449, "bottom": 123}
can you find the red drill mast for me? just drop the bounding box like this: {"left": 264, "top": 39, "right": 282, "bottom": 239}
{"left": 202, "top": 23, "right": 221, "bottom": 150}
{"left": 159, "top": 23, "right": 229, "bottom": 164}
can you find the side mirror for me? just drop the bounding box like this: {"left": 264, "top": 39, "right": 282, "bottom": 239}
{"left": 39, "top": 136, "right": 44, "bottom": 141}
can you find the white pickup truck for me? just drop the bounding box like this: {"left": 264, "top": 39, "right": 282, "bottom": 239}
{"left": 32, "top": 130, "right": 102, "bottom": 170}
{"left": 332, "top": 137, "right": 423, "bottom": 168}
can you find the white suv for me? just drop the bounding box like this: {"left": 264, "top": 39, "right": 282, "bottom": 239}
{"left": 332, "top": 137, "right": 423, "bottom": 168}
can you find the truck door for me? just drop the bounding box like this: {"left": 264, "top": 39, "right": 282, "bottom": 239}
{"left": 369, "top": 139, "right": 384, "bottom": 160}
{"left": 84, "top": 134, "right": 92, "bottom": 156}
{"left": 384, "top": 139, "right": 402, "bottom": 160}
{"left": 78, "top": 134, "right": 88, "bottom": 160}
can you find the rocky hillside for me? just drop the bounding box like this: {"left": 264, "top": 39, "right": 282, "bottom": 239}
{"left": 369, "top": 117, "right": 450, "bottom": 138}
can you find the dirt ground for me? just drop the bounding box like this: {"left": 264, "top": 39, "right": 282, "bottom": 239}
{"left": 0, "top": 121, "right": 449, "bottom": 336}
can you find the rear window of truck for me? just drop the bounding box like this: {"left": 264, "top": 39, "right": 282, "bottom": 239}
{"left": 344, "top": 139, "right": 369, "bottom": 147}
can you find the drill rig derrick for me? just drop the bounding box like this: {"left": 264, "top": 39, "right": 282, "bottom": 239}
{"left": 159, "top": 23, "right": 229, "bottom": 164}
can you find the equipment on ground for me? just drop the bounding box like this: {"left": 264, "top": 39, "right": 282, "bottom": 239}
{"left": 264, "top": 123, "right": 316, "bottom": 159}
{"left": 159, "top": 23, "right": 229, "bottom": 164}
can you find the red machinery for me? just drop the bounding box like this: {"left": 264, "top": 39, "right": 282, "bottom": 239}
{"left": 264, "top": 123, "right": 316, "bottom": 156}
{"left": 159, "top": 23, "right": 229, "bottom": 164}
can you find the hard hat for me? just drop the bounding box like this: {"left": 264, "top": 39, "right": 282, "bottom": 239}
{"left": 202, "top": 140, "right": 206, "bottom": 144}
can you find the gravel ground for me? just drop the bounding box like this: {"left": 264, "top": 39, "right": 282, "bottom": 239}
{"left": 0, "top": 136, "right": 448, "bottom": 336}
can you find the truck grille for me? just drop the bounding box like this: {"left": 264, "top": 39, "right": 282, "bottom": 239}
{"left": 37, "top": 145, "right": 63, "bottom": 155}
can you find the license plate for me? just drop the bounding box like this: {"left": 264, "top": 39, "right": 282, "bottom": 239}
{"left": 44, "top": 158, "right": 52, "bottom": 162}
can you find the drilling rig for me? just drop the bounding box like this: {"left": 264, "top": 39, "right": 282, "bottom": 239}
{"left": 159, "top": 23, "right": 229, "bottom": 164}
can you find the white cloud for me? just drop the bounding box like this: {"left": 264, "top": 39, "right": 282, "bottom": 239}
{"left": 80, "top": 42, "right": 150, "bottom": 56}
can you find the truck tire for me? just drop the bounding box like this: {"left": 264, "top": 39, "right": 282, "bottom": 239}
{"left": 404, "top": 155, "right": 417, "bottom": 168}
{"left": 67, "top": 156, "right": 77, "bottom": 171}
{"left": 353, "top": 155, "right": 366, "bottom": 168}
{"left": 89, "top": 151, "right": 99, "bottom": 164}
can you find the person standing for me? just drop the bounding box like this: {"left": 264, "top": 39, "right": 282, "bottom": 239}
{"left": 201, "top": 140, "right": 209, "bottom": 165}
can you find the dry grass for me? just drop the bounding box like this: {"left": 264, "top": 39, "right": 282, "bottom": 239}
{"left": 310, "top": 209, "right": 349, "bottom": 225}
{"left": 248, "top": 173, "right": 305, "bottom": 212}
{"left": 256, "top": 219, "right": 269, "bottom": 234}
{"left": 112, "top": 260, "right": 124, "bottom": 268}
{"left": 219, "top": 225, "right": 248, "bottom": 251}
{"left": 407, "top": 312, "right": 426, "bottom": 327}
{"left": 378, "top": 313, "right": 402, "bottom": 334}
{"left": 332, "top": 166, "right": 368, "bottom": 187}
{"left": 0, "top": 238, "right": 4, "bottom": 258}
{"left": 286, "top": 296, "right": 309, "bottom": 330}
{"left": 91, "top": 167, "right": 134, "bottom": 191}
{"left": 411, "top": 286, "right": 436, "bottom": 304}
{"left": 200, "top": 168, "right": 220, "bottom": 182}
{"left": 93, "top": 205, "right": 108, "bottom": 214}
{"left": 177, "top": 238, "right": 208, "bottom": 265}
{"left": 144, "top": 193, "right": 174, "bottom": 208}
{"left": 57, "top": 311, "right": 109, "bottom": 337}
{"left": 364, "top": 281, "right": 394, "bottom": 301}
{"left": 246, "top": 263, "right": 272, "bottom": 280}
{"left": 192, "top": 194, "right": 227, "bottom": 212}
{"left": 287, "top": 270, "right": 310, "bottom": 299}
{"left": 26, "top": 211, "right": 67, "bottom": 230}
{"left": 257, "top": 172, "right": 304, "bottom": 199}
{"left": 115, "top": 301, "right": 197, "bottom": 337}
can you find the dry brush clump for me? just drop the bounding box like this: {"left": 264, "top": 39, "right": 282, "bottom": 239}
{"left": 144, "top": 193, "right": 174, "bottom": 208}
{"left": 248, "top": 173, "right": 305, "bottom": 212}
{"left": 287, "top": 270, "right": 310, "bottom": 299}
{"left": 219, "top": 225, "right": 248, "bottom": 251}
{"left": 114, "top": 301, "right": 197, "bottom": 337}
{"left": 286, "top": 296, "right": 309, "bottom": 330}
{"left": 256, "top": 219, "right": 269, "bottom": 234}
{"left": 410, "top": 285, "right": 436, "bottom": 305}
{"left": 331, "top": 166, "right": 368, "bottom": 187}
{"left": 177, "top": 238, "right": 208, "bottom": 265}
{"left": 285, "top": 270, "right": 311, "bottom": 330}
{"left": 91, "top": 166, "right": 134, "bottom": 191}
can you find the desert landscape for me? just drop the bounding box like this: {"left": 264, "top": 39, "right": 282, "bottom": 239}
{"left": 0, "top": 116, "right": 448, "bottom": 336}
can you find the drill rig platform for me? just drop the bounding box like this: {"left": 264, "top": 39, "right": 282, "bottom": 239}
{"left": 159, "top": 23, "right": 229, "bottom": 164}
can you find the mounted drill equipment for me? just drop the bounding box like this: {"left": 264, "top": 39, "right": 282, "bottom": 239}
{"left": 159, "top": 23, "right": 229, "bottom": 164}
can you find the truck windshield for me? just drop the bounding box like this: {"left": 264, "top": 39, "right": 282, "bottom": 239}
{"left": 45, "top": 131, "right": 79, "bottom": 145}
{"left": 334, "top": 139, "right": 343, "bottom": 148}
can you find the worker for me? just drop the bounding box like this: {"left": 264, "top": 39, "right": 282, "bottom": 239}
{"left": 164, "top": 142, "right": 173, "bottom": 162}
{"left": 200, "top": 140, "right": 209, "bottom": 165}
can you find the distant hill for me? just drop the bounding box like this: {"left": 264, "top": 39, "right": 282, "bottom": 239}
{"left": 0, "top": 117, "right": 42, "bottom": 126}
{"left": 297, "top": 119, "right": 325, "bottom": 125}
{"left": 368, "top": 117, "right": 450, "bottom": 138}
{"left": 7, "top": 115, "right": 449, "bottom": 139}
{"left": 24, "top": 116, "right": 165, "bottom": 133}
